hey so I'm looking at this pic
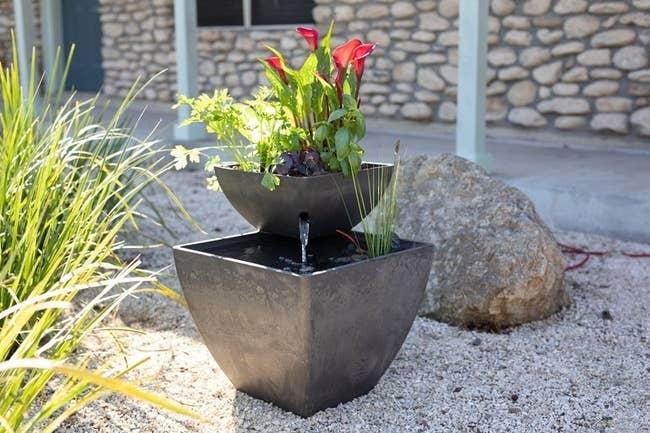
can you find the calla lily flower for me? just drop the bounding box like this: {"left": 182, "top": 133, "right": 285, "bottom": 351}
{"left": 332, "top": 39, "right": 362, "bottom": 104}
{"left": 352, "top": 43, "right": 376, "bottom": 82}
{"left": 265, "top": 56, "right": 287, "bottom": 83}
{"left": 332, "top": 39, "right": 362, "bottom": 70}
{"left": 297, "top": 27, "right": 318, "bottom": 52}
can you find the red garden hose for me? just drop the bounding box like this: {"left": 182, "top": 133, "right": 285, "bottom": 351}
{"left": 558, "top": 241, "right": 650, "bottom": 271}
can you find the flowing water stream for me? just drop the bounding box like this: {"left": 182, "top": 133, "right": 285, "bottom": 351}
{"left": 299, "top": 213, "right": 310, "bottom": 264}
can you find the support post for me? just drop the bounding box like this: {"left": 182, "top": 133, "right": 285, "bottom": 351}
{"left": 173, "top": 0, "right": 204, "bottom": 142}
{"left": 13, "top": 0, "right": 35, "bottom": 93}
{"left": 40, "top": 0, "right": 64, "bottom": 91}
{"left": 455, "top": 0, "right": 490, "bottom": 170}
{"left": 243, "top": 0, "right": 252, "bottom": 27}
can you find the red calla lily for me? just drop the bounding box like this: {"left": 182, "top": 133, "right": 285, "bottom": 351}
{"left": 265, "top": 56, "right": 287, "bottom": 83}
{"left": 296, "top": 27, "right": 318, "bottom": 52}
{"left": 332, "top": 39, "right": 362, "bottom": 70}
{"left": 332, "top": 39, "right": 362, "bottom": 104}
{"left": 352, "top": 43, "right": 376, "bottom": 82}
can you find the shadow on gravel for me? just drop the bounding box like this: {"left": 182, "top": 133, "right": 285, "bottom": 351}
{"left": 61, "top": 395, "right": 198, "bottom": 433}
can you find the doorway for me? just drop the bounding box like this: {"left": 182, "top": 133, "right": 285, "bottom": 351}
{"left": 62, "top": 0, "right": 103, "bottom": 91}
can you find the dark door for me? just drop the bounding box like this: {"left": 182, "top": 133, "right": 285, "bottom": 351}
{"left": 62, "top": 0, "right": 104, "bottom": 91}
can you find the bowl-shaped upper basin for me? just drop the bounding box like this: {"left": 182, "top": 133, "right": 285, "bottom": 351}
{"left": 215, "top": 163, "right": 393, "bottom": 239}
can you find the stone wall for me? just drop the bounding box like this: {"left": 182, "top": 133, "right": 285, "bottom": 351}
{"left": 1, "top": 0, "right": 649, "bottom": 138}
{"left": 312, "top": 0, "right": 650, "bottom": 137}
{"left": 99, "top": 0, "right": 177, "bottom": 99}
{"left": 0, "top": 0, "right": 41, "bottom": 67}
{"left": 0, "top": 1, "right": 14, "bottom": 65}
{"left": 196, "top": 28, "right": 305, "bottom": 98}
{"left": 99, "top": 0, "right": 649, "bottom": 138}
{"left": 98, "top": 0, "right": 308, "bottom": 101}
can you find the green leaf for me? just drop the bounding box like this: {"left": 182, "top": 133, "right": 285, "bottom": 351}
{"left": 328, "top": 109, "right": 347, "bottom": 122}
{"left": 261, "top": 172, "right": 281, "bottom": 191}
{"left": 170, "top": 145, "right": 188, "bottom": 170}
{"left": 310, "top": 81, "right": 324, "bottom": 119}
{"left": 343, "top": 94, "right": 357, "bottom": 110}
{"left": 322, "top": 21, "right": 335, "bottom": 53}
{"left": 206, "top": 175, "right": 221, "bottom": 191}
{"left": 204, "top": 155, "right": 221, "bottom": 171}
{"left": 340, "top": 158, "right": 351, "bottom": 176}
{"left": 335, "top": 127, "right": 351, "bottom": 160}
{"left": 187, "top": 148, "right": 200, "bottom": 163}
{"left": 343, "top": 78, "right": 353, "bottom": 98}
{"left": 299, "top": 53, "right": 318, "bottom": 82}
{"left": 349, "top": 141, "right": 362, "bottom": 152}
{"left": 356, "top": 115, "right": 366, "bottom": 139}
{"left": 314, "top": 124, "right": 329, "bottom": 144}
{"left": 316, "top": 21, "right": 335, "bottom": 76}
{"left": 327, "top": 156, "right": 341, "bottom": 171}
{"left": 348, "top": 152, "right": 362, "bottom": 173}
{"left": 315, "top": 75, "right": 339, "bottom": 112}
{"left": 301, "top": 84, "right": 313, "bottom": 119}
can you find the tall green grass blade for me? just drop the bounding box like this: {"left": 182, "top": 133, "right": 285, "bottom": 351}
{"left": 350, "top": 141, "right": 401, "bottom": 258}
{"left": 0, "top": 40, "right": 200, "bottom": 432}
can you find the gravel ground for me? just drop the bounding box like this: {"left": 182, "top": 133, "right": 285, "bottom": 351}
{"left": 59, "top": 168, "right": 650, "bottom": 433}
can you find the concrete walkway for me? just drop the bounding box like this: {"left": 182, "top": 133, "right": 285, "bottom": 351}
{"left": 122, "top": 98, "right": 650, "bottom": 243}
{"left": 363, "top": 119, "right": 650, "bottom": 244}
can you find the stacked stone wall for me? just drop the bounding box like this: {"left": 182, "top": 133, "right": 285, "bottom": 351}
{"left": 1, "top": 0, "right": 648, "bottom": 138}
{"left": 0, "top": 0, "right": 41, "bottom": 67}
{"left": 313, "top": 0, "right": 650, "bottom": 136}
{"left": 98, "top": 0, "right": 309, "bottom": 101}
{"left": 0, "top": 1, "right": 13, "bottom": 65}
{"left": 196, "top": 27, "right": 305, "bottom": 98}
{"left": 98, "top": 0, "right": 177, "bottom": 99}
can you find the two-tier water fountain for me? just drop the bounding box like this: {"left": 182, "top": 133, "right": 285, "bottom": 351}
{"left": 171, "top": 22, "right": 435, "bottom": 417}
{"left": 173, "top": 162, "right": 434, "bottom": 417}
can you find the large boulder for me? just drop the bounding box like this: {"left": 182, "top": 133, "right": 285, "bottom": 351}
{"left": 395, "top": 154, "right": 569, "bottom": 329}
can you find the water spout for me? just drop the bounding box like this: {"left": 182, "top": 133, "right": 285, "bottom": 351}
{"left": 299, "top": 213, "right": 310, "bottom": 264}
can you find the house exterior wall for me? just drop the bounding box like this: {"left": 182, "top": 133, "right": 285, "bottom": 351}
{"left": 0, "top": 1, "right": 13, "bottom": 65}
{"left": 0, "top": 0, "right": 648, "bottom": 139}
{"left": 314, "top": 0, "right": 650, "bottom": 137}
{"left": 98, "top": 0, "right": 308, "bottom": 101}
{"left": 0, "top": 0, "right": 41, "bottom": 66}
{"left": 98, "top": 0, "right": 176, "bottom": 99}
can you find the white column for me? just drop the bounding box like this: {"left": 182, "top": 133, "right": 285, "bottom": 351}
{"left": 40, "top": 0, "right": 64, "bottom": 92}
{"left": 455, "top": 0, "right": 490, "bottom": 169}
{"left": 243, "top": 0, "right": 252, "bottom": 27}
{"left": 173, "top": 0, "right": 204, "bottom": 142}
{"left": 13, "top": 0, "right": 35, "bottom": 93}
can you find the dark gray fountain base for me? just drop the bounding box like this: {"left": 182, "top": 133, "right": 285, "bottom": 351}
{"left": 173, "top": 232, "right": 434, "bottom": 417}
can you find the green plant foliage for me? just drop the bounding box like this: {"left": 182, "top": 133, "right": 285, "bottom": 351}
{"left": 0, "top": 44, "right": 199, "bottom": 432}
{"left": 351, "top": 142, "right": 401, "bottom": 258}
{"left": 174, "top": 22, "right": 376, "bottom": 190}
{"left": 173, "top": 87, "right": 301, "bottom": 190}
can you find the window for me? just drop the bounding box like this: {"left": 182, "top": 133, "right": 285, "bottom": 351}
{"left": 197, "top": 0, "right": 315, "bottom": 27}
{"left": 197, "top": 1, "right": 243, "bottom": 26}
